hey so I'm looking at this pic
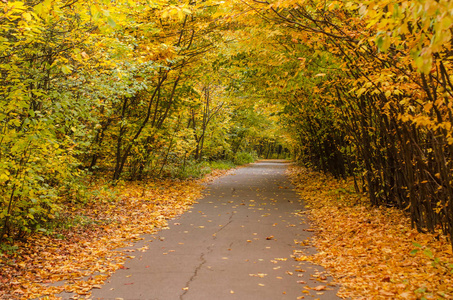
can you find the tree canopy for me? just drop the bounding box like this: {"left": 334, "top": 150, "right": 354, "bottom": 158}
{"left": 2, "top": 0, "right": 453, "bottom": 247}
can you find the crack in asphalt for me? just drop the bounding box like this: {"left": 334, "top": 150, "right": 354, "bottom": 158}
{"left": 180, "top": 211, "right": 236, "bottom": 299}
{"left": 213, "top": 212, "right": 235, "bottom": 240}
{"left": 179, "top": 247, "right": 209, "bottom": 300}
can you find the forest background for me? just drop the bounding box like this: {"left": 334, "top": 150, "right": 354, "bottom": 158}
{"left": 1, "top": 0, "right": 453, "bottom": 297}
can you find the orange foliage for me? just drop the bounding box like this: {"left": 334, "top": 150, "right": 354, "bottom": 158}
{"left": 289, "top": 165, "right": 453, "bottom": 299}
{"left": 0, "top": 179, "right": 204, "bottom": 299}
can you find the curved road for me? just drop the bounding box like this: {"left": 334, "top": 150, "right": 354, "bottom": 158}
{"left": 90, "top": 160, "right": 341, "bottom": 300}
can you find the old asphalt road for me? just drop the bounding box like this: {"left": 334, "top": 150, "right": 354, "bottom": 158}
{"left": 89, "top": 160, "right": 341, "bottom": 300}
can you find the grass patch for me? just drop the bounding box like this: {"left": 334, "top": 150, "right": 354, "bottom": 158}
{"left": 175, "top": 159, "right": 238, "bottom": 179}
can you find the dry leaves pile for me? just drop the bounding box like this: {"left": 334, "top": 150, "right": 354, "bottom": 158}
{"left": 288, "top": 166, "right": 453, "bottom": 299}
{"left": 0, "top": 178, "right": 206, "bottom": 299}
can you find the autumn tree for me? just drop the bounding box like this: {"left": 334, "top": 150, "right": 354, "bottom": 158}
{"left": 229, "top": 0, "right": 453, "bottom": 244}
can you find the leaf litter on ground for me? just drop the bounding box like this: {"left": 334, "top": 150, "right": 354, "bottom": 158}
{"left": 288, "top": 165, "right": 453, "bottom": 299}
{"left": 0, "top": 169, "right": 233, "bottom": 299}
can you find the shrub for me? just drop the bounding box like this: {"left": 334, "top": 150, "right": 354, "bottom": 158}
{"left": 233, "top": 152, "right": 255, "bottom": 165}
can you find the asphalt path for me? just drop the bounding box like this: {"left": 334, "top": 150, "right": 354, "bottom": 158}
{"left": 89, "top": 160, "right": 341, "bottom": 300}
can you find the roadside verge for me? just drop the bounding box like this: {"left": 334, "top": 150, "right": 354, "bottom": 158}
{"left": 288, "top": 166, "right": 453, "bottom": 299}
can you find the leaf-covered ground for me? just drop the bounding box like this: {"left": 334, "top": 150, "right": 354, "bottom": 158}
{"left": 288, "top": 166, "right": 453, "bottom": 300}
{"left": 0, "top": 170, "right": 231, "bottom": 299}
{"left": 3, "top": 165, "right": 452, "bottom": 299}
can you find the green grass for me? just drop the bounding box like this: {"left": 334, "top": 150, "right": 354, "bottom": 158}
{"left": 174, "top": 158, "right": 246, "bottom": 179}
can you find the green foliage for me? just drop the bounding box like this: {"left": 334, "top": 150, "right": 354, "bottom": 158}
{"left": 411, "top": 242, "right": 453, "bottom": 273}
{"left": 0, "top": 243, "right": 18, "bottom": 256}
{"left": 209, "top": 160, "right": 236, "bottom": 170}
{"left": 0, "top": 0, "right": 237, "bottom": 242}
{"left": 173, "top": 159, "right": 235, "bottom": 179}
{"left": 233, "top": 152, "right": 256, "bottom": 165}
{"left": 174, "top": 161, "right": 212, "bottom": 179}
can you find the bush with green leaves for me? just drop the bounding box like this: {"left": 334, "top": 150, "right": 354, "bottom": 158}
{"left": 233, "top": 152, "right": 256, "bottom": 165}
